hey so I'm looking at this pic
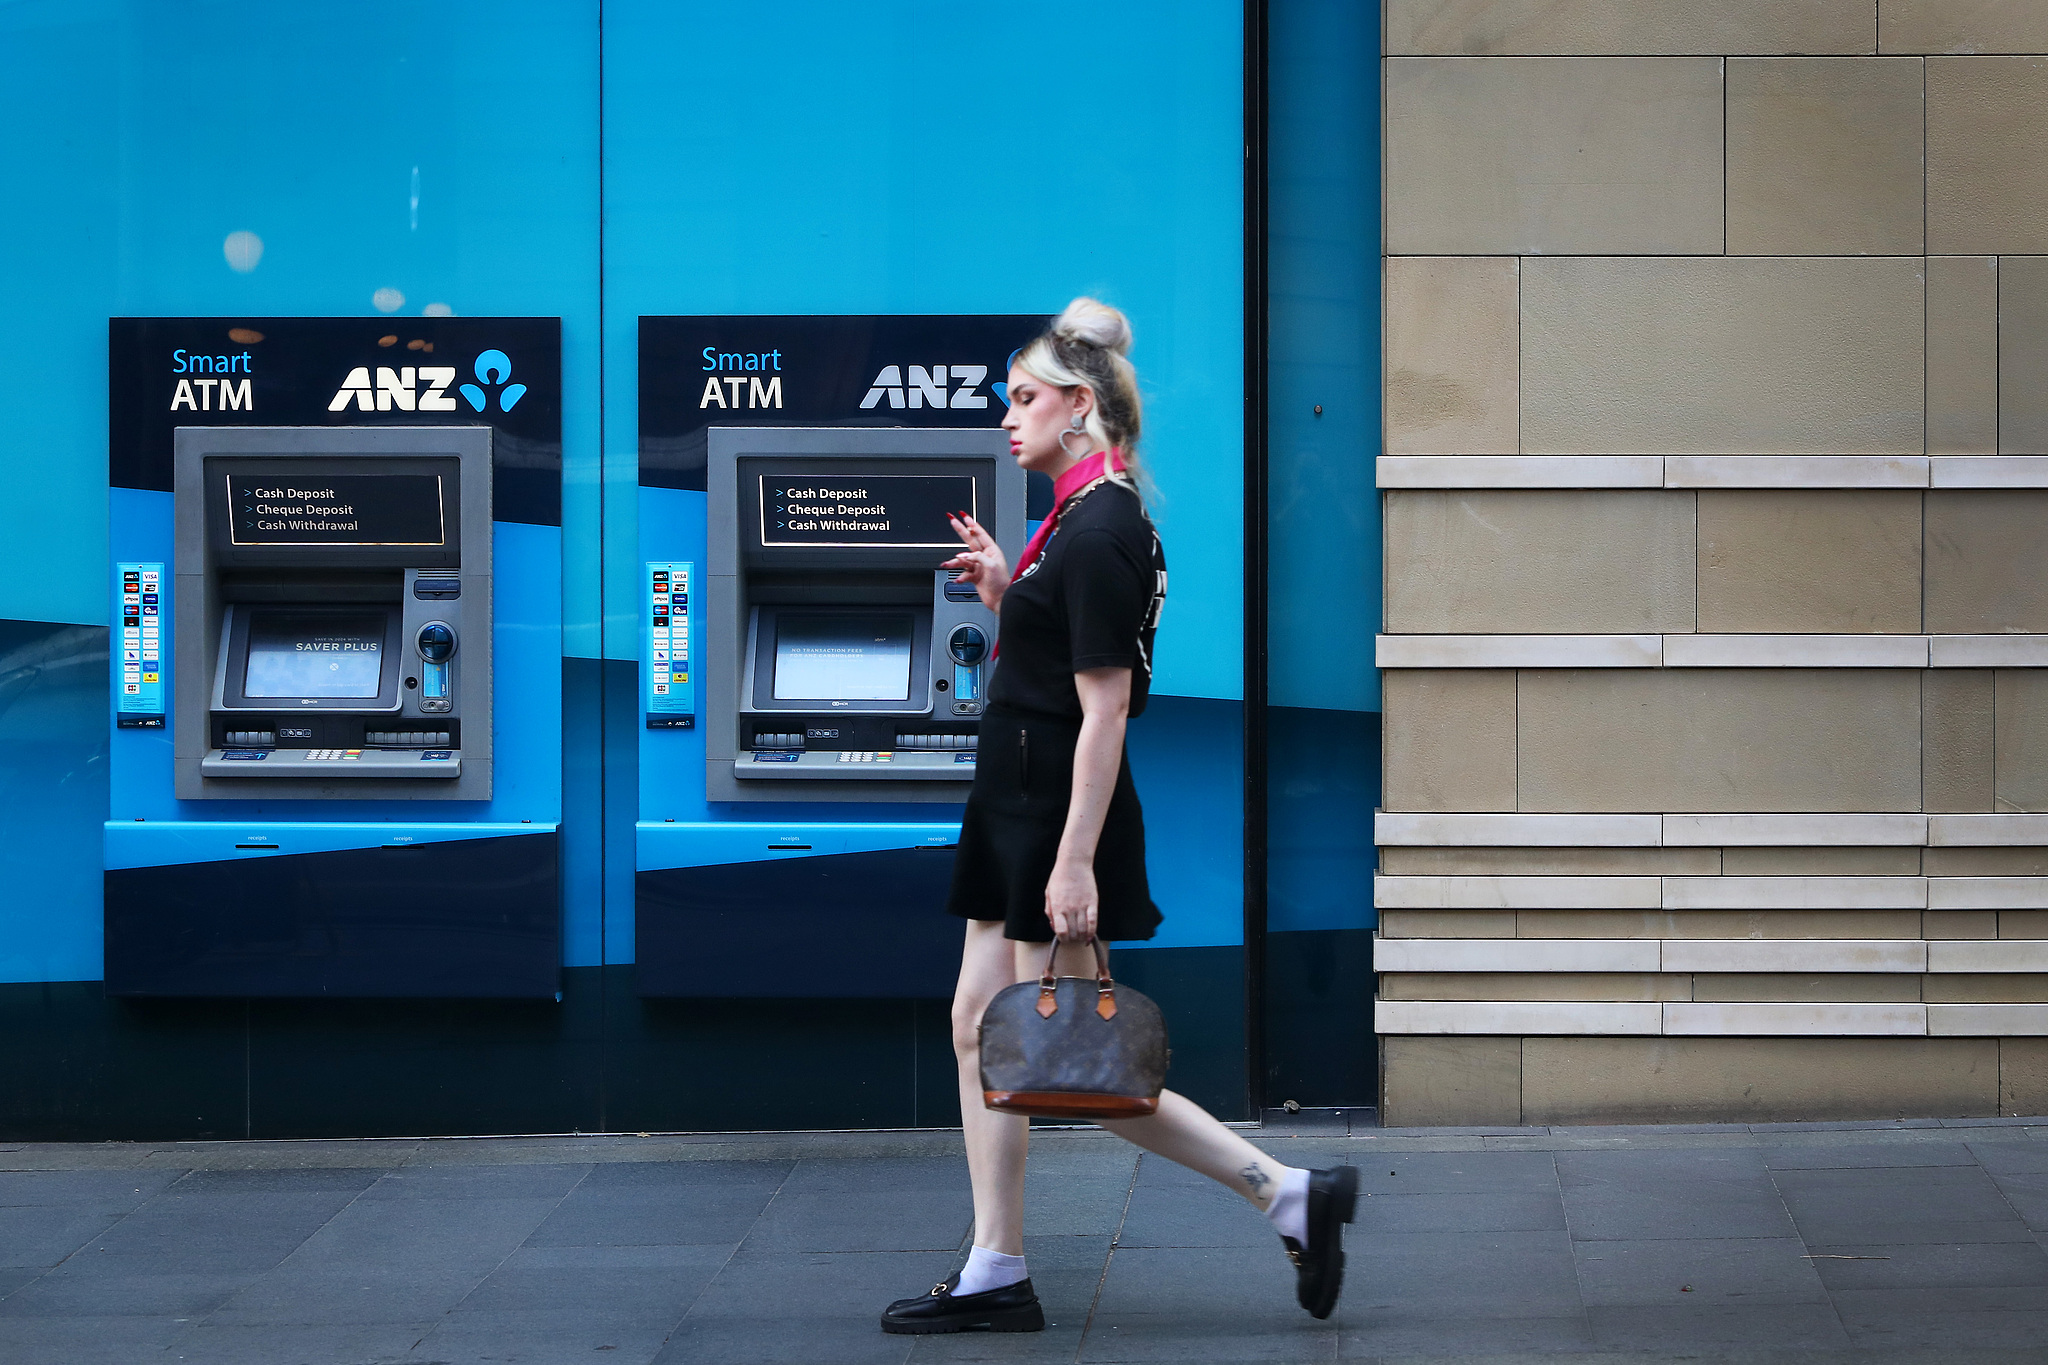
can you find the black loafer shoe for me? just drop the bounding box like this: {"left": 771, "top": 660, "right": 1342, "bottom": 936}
{"left": 1281, "top": 1165, "right": 1359, "bottom": 1320}
{"left": 880, "top": 1273, "right": 1045, "bottom": 1334}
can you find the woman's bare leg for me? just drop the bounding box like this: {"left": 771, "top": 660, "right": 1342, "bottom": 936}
{"left": 957, "top": 921, "right": 1030, "bottom": 1255}
{"left": 1022, "top": 939, "right": 1292, "bottom": 1214}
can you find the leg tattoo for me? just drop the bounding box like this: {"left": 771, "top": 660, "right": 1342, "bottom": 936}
{"left": 1239, "top": 1162, "right": 1273, "bottom": 1202}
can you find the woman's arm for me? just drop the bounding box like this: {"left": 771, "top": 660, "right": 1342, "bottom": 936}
{"left": 1043, "top": 665, "right": 1133, "bottom": 941}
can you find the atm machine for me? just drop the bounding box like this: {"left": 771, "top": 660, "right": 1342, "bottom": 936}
{"left": 175, "top": 427, "right": 491, "bottom": 799}
{"left": 634, "top": 424, "right": 1025, "bottom": 996}
{"left": 705, "top": 426, "right": 1024, "bottom": 802}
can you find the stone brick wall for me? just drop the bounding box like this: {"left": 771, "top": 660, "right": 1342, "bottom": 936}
{"left": 1375, "top": 1, "right": 2048, "bottom": 1124}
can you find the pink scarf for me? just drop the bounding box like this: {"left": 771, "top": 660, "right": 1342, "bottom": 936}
{"left": 1010, "top": 448, "right": 1124, "bottom": 583}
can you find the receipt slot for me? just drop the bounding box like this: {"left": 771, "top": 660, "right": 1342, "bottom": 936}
{"left": 174, "top": 426, "right": 493, "bottom": 800}
{"left": 705, "top": 427, "right": 1024, "bottom": 803}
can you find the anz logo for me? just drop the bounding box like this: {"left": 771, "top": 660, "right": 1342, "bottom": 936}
{"left": 329, "top": 349, "right": 527, "bottom": 414}
{"left": 859, "top": 365, "right": 995, "bottom": 411}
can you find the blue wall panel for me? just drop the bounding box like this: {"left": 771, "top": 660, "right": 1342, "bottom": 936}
{"left": 0, "top": 621, "right": 109, "bottom": 984}
{"left": 600, "top": 1, "right": 1245, "bottom": 703}
{"left": 1269, "top": 0, "right": 1381, "bottom": 714}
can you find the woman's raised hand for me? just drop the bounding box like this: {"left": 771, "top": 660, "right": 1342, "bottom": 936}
{"left": 941, "top": 512, "right": 1009, "bottom": 613}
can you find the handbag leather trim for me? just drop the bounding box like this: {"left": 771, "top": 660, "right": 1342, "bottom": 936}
{"left": 983, "top": 1090, "right": 1161, "bottom": 1120}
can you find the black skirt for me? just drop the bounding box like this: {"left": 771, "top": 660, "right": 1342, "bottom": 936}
{"left": 946, "top": 704, "right": 1162, "bottom": 943}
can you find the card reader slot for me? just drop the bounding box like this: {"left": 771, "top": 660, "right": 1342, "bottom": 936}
{"left": 217, "top": 569, "right": 402, "bottom": 603}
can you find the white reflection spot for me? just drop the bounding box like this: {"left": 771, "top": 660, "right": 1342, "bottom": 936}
{"left": 422, "top": 302, "right": 454, "bottom": 317}
{"left": 372, "top": 287, "right": 405, "bottom": 314}
{"left": 223, "top": 231, "right": 264, "bottom": 273}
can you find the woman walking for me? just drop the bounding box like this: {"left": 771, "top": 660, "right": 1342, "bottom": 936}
{"left": 881, "top": 299, "right": 1358, "bottom": 1335}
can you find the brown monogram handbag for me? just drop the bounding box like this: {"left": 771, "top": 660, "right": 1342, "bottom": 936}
{"left": 977, "top": 937, "right": 1169, "bottom": 1120}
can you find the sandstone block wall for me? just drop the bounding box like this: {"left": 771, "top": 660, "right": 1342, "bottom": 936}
{"left": 1378, "top": 2, "right": 2048, "bottom": 1124}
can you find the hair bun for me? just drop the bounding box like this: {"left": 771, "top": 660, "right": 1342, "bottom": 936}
{"left": 1052, "top": 297, "right": 1133, "bottom": 357}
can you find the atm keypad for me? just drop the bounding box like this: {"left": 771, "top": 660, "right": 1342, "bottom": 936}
{"left": 835, "top": 751, "right": 893, "bottom": 764}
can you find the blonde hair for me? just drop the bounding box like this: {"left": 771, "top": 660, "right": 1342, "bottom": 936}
{"left": 1015, "top": 297, "right": 1147, "bottom": 491}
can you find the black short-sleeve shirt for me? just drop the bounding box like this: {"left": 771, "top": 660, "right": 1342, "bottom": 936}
{"left": 987, "top": 479, "right": 1166, "bottom": 721}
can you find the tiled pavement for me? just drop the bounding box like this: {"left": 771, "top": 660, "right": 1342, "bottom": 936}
{"left": 8, "top": 1114, "right": 2048, "bottom": 1362}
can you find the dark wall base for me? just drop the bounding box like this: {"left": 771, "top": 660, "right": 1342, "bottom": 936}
{"left": 636, "top": 847, "right": 961, "bottom": 998}
{"left": 0, "top": 947, "right": 1248, "bottom": 1141}
{"left": 1263, "top": 928, "right": 1376, "bottom": 1108}
{"left": 105, "top": 832, "right": 562, "bottom": 999}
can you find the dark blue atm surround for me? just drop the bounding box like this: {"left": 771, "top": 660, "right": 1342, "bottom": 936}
{"left": 106, "top": 319, "right": 564, "bottom": 999}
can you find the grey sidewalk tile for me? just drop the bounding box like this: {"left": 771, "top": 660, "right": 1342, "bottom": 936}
{"left": 1078, "top": 1312, "right": 1336, "bottom": 1362}
{"left": 527, "top": 1169, "right": 789, "bottom": 1248}
{"left": 908, "top": 1322, "right": 1089, "bottom": 1363}
{"left": 168, "top": 1165, "right": 386, "bottom": 1193}
{"left": 0, "top": 1171, "right": 181, "bottom": 1205}
{"left": 1091, "top": 1244, "right": 1300, "bottom": 1315}
{"left": 1021, "top": 1147, "right": 1139, "bottom": 1239}
{"left": 659, "top": 1248, "right": 946, "bottom": 1365}
{"left": 280, "top": 1194, "right": 562, "bottom": 1271}
{"left": 1557, "top": 1150, "right": 1796, "bottom": 1241}
{"left": 656, "top": 1313, "right": 916, "bottom": 1365}
{"left": 0, "top": 1266, "right": 253, "bottom": 1319}
{"left": 204, "top": 1264, "right": 495, "bottom": 1325}
{"left": 419, "top": 1307, "right": 681, "bottom": 1365}
{"left": 1802, "top": 1241, "right": 2048, "bottom": 1291}
{"left": 1375, "top": 1126, "right": 1549, "bottom": 1138}
{"left": 1562, "top": 1123, "right": 1753, "bottom": 1135}
{"left": 1761, "top": 1142, "right": 1978, "bottom": 1170}
{"left": 1114, "top": 1179, "right": 1274, "bottom": 1250}
{"left": 683, "top": 1247, "right": 957, "bottom": 1320}
{"left": 1572, "top": 1237, "right": 1827, "bottom": 1307}
{"left": 1083, "top": 1246, "right": 1330, "bottom": 1362}
{"left": 739, "top": 1184, "right": 972, "bottom": 1255}
{"left": 1832, "top": 1285, "right": 2048, "bottom": 1314}
{"left": 358, "top": 1161, "right": 593, "bottom": 1199}
{"left": 1749, "top": 1120, "right": 1944, "bottom": 1133}
{"left": 0, "top": 1206, "right": 140, "bottom": 1269}
{"left": 452, "top": 1242, "right": 730, "bottom": 1315}
{"left": 1020, "top": 1232, "right": 1112, "bottom": 1271}
{"left": 75, "top": 1191, "right": 360, "bottom": 1267}
{"left": 580, "top": 1157, "right": 795, "bottom": 1189}
{"left": 1349, "top": 1231, "right": 1582, "bottom": 1320}
{"left": 1337, "top": 1311, "right": 1595, "bottom": 1358}
{"left": 1773, "top": 1166, "right": 2032, "bottom": 1245}
{"left": 787, "top": 1155, "right": 971, "bottom": 1192}
{"left": 1588, "top": 1301, "right": 1853, "bottom": 1353}
{"left": 1944, "top": 1117, "right": 2048, "bottom": 1129}
{"left": 1355, "top": 1190, "right": 1566, "bottom": 1235}
{"left": 1992, "top": 1171, "right": 2048, "bottom": 1229}
{"left": 1833, "top": 1298, "right": 2048, "bottom": 1351}
{"left": 1358, "top": 1151, "right": 1560, "bottom": 1197}
{"left": 1975, "top": 1143, "right": 2048, "bottom": 1175}
{"left": 168, "top": 1319, "right": 435, "bottom": 1364}
{"left": 0, "top": 1313, "right": 187, "bottom": 1365}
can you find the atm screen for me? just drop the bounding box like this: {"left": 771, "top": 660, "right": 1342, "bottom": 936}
{"left": 772, "top": 613, "right": 913, "bottom": 701}
{"left": 243, "top": 610, "right": 388, "bottom": 699}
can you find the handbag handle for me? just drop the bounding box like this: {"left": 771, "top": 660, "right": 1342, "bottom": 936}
{"left": 1035, "top": 935, "right": 1118, "bottom": 1021}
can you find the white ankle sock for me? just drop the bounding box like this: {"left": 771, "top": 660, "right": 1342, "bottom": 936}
{"left": 955, "top": 1245, "right": 1028, "bottom": 1296}
{"left": 1264, "top": 1166, "right": 1311, "bottom": 1244}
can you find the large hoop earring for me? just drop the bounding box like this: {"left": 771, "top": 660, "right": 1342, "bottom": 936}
{"left": 1058, "top": 415, "right": 1091, "bottom": 458}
